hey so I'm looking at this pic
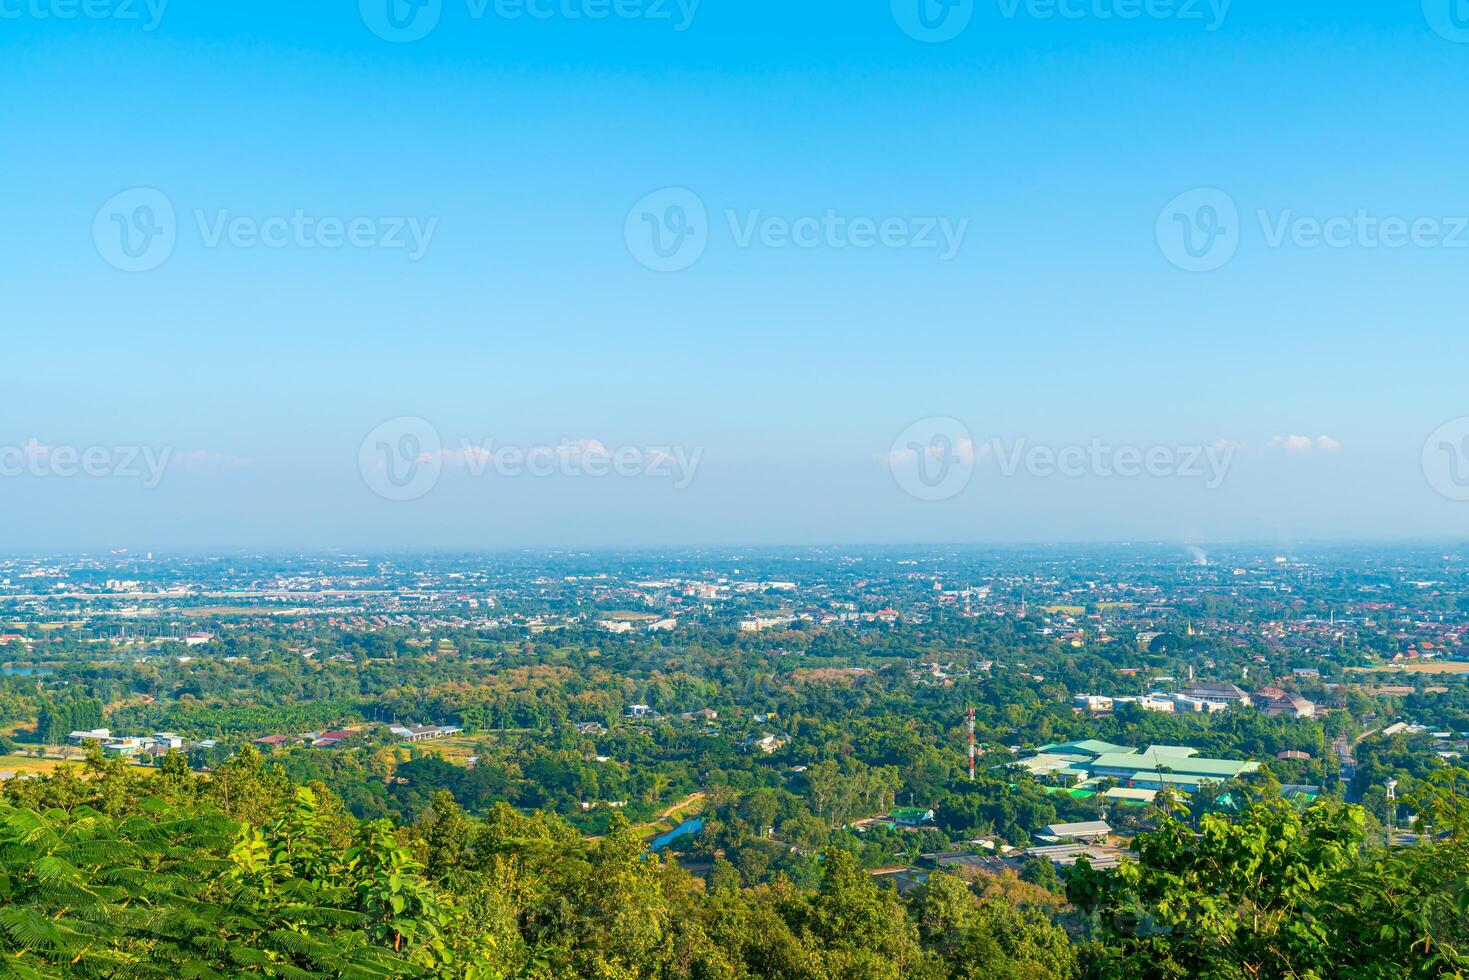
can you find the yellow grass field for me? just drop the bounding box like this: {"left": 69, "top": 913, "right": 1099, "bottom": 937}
{"left": 410, "top": 737, "right": 480, "bottom": 765}
{"left": 0, "top": 754, "right": 78, "bottom": 775}
{"left": 1348, "top": 662, "right": 1469, "bottom": 675}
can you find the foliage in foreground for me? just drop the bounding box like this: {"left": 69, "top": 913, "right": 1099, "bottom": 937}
{"left": 0, "top": 749, "right": 1072, "bottom": 979}
{"left": 3, "top": 751, "right": 1469, "bottom": 978}
{"left": 1069, "top": 780, "right": 1469, "bottom": 979}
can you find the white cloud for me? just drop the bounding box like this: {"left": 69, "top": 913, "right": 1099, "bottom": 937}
{"left": 1270, "top": 435, "right": 1316, "bottom": 453}
{"left": 882, "top": 438, "right": 985, "bottom": 468}
{"left": 1268, "top": 434, "right": 1343, "bottom": 453}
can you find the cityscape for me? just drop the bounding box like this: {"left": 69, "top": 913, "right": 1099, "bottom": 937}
{"left": 6, "top": 0, "right": 1469, "bottom": 976}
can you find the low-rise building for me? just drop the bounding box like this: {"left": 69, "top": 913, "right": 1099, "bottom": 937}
{"left": 390, "top": 724, "right": 462, "bottom": 742}
{"left": 1036, "top": 820, "right": 1112, "bottom": 842}
{"left": 1252, "top": 687, "right": 1316, "bottom": 718}
{"left": 1178, "top": 682, "right": 1252, "bottom": 708}
{"left": 1021, "top": 740, "right": 1259, "bottom": 793}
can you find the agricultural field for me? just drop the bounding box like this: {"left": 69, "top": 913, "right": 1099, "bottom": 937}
{"left": 1348, "top": 662, "right": 1469, "bottom": 675}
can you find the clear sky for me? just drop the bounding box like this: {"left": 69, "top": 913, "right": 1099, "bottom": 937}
{"left": 3, "top": 0, "right": 1468, "bottom": 550}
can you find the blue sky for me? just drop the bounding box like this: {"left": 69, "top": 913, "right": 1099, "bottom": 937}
{"left": 2, "top": 0, "right": 1468, "bottom": 550}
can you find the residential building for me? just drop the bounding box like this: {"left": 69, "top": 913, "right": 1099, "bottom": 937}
{"left": 1252, "top": 687, "right": 1316, "bottom": 718}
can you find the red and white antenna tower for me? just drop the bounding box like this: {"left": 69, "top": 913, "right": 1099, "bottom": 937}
{"left": 967, "top": 706, "right": 976, "bottom": 782}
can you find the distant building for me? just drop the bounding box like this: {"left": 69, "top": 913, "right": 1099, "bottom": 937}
{"left": 597, "top": 620, "right": 635, "bottom": 634}
{"left": 1178, "top": 682, "right": 1251, "bottom": 708}
{"left": 1026, "top": 843, "right": 1125, "bottom": 870}
{"left": 747, "top": 733, "right": 785, "bottom": 754}
{"left": 1252, "top": 687, "right": 1316, "bottom": 718}
{"left": 679, "top": 708, "right": 719, "bottom": 722}
{"left": 739, "top": 615, "right": 794, "bottom": 632}
{"left": 1036, "top": 820, "right": 1111, "bottom": 842}
{"left": 1019, "top": 740, "right": 1259, "bottom": 793}
{"left": 1171, "top": 693, "right": 1228, "bottom": 714}
{"left": 390, "top": 724, "right": 462, "bottom": 742}
{"left": 891, "top": 806, "right": 935, "bottom": 826}
{"left": 308, "top": 729, "right": 361, "bottom": 748}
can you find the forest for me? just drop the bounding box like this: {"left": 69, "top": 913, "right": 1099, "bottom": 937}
{"left": 0, "top": 749, "right": 1464, "bottom": 978}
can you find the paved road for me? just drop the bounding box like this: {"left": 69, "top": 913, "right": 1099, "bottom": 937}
{"left": 1334, "top": 735, "right": 1357, "bottom": 800}
{"left": 1335, "top": 729, "right": 1378, "bottom": 802}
